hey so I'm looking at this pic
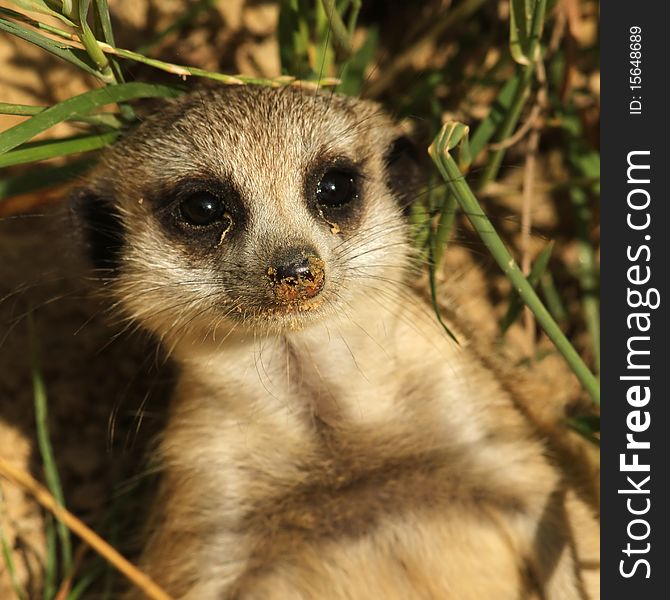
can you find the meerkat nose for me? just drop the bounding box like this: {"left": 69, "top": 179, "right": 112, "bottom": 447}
{"left": 267, "top": 248, "right": 325, "bottom": 302}
{"left": 274, "top": 258, "right": 311, "bottom": 282}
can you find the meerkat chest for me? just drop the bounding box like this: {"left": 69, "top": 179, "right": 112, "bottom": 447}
{"left": 167, "top": 314, "right": 533, "bottom": 512}
{"left": 153, "top": 316, "right": 561, "bottom": 600}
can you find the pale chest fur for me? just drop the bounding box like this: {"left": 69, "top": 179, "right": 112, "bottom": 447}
{"left": 138, "top": 305, "right": 579, "bottom": 599}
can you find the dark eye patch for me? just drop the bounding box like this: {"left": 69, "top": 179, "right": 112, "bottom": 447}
{"left": 383, "top": 136, "right": 423, "bottom": 213}
{"left": 70, "top": 189, "right": 125, "bottom": 273}
{"left": 153, "top": 177, "right": 244, "bottom": 246}
{"left": 305, "top": 157, "right": 364, "bottom": 232}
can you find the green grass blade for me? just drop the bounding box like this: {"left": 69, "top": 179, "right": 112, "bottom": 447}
{"left": 566, "top": 415, "right": 600, "bottom": 446}
{"left": 0, "top": 6, "right": 72, "bottom": 38}
{"left": 43, "top": 515, "right": 56, "bottom": 600}
{"left": 66, "top": 565, "right": 104, "bottom": 600}
{"left": 101, "top": 45, "right": 319, "bottom": 86}
{"left": 278, "top": 0, "right": 312, "bottom": 78}
{"left": 409, "top": 204, "right": 430, "bottom": 259}
{"left": 314, "top": 0, "right": 336, "bottom": 78}
{"left": 9, "top": 0, "right": 76, "bottom": 26}
{"left": 0, "top": 102, "right": 122, "bottom": 128}
{"left": 510, "top": 0, "right": 533, "bottom": 65}
{"left": 540, "top": 270, "right": 568, "bottom": 325}
{"left": 431, "top": 189, "right": 458, "bottom": 268}
{"left": 428, "top": 237, "right": 459, "bottom": 344}
{"left": 337, "top": 26, "right": 378, "bottom": 96}
{"left": 569, "top": 186, "right": 600, "bottom": 374}
{"left": 469, "top": 74, "right": 519, "bottom": 159}
{"left": 321, "top": 0, "right": 353, "bottom": 59}
{"left": 477, "top": 0, "right": 547, "bottom": 187}
{"left": 429, "top": 122, "right": 600, "bottom": 404}
{"left": 76, "top": 0, "right": 114, "bottom": 81}
{"left": 0, "top": 82, "right": 181, "bottom": 155}
{"left": 561, "top": 111, "right": 600, "bottom": 373}
{"left": 92, "top": 0, "right": 125, "bottom": 83}
{"left": 0, "top": 103, "right": 43, "bottom": 117}
{"left": 0, "top": 132, "right": 119, "bottom": 167}
{"left": 478, "top": 65, "right": 532, "bottom": 187}
{"left": 0, "top": 16, "right": 103, "bottom": 79}
{"left": 92, "top": 0, "right": 115, "bottom": 44}
{"left": 500, "top": 240, "right": 554, "bottom": 333}
{"left": 29, "top": 315, "right": 73, "bottom": 579}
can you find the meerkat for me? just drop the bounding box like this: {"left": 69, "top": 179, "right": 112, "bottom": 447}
{"left": 71, "top": 85, "right": 598, "bottom": 599}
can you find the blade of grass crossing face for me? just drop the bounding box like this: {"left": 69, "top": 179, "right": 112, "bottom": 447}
{"left": 428, "top": 128, "right": 467, "bottom": 344}
{"left": 0, "top": 83, "right": 181, "bottom": 155}
{"left": 409, "top": 205, "right": 430, "bottom": 255}
{"left": 28, "top": 315, "right": 73, "bottom": 579}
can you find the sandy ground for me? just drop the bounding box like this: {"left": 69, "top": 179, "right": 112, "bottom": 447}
{"left": 0, "top": 207, "right": 174, "bottom": 597}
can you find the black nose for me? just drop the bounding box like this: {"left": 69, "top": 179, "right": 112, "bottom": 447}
{"left": 267, "top": 248, "right": 325, "bottom": 302}
{"left": 273, "top": 256, "right": 312, "bottom": 284}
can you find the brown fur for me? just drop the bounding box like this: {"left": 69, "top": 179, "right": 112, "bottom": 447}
{"left": 73, "top": 85, "right": 598, "bottom": 599}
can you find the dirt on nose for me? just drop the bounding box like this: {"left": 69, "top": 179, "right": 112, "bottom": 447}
{"left": 267, "top": 255, "right": 325, "bottom": 304}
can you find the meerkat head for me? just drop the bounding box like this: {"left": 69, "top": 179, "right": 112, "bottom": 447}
{"left": 72, "top": 85, "right": 423, "bottom": 345}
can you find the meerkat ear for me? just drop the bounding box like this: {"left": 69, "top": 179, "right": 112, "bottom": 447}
{"left": 383, "top": 135, "right": 425, "bottom": 213}
{"left": 70, "top": 188, "right": 125, "bottom": 273}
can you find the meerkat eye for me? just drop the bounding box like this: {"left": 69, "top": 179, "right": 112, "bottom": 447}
{"left": 316, "top": 169, "right": 357, "bottom": 208}
{"left": 179, "top": 191, "right": 225, "bottom": 226}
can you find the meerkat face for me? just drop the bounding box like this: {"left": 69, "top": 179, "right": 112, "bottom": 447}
{"left": 73, "top": 85, "right": 422, "bottom": 343}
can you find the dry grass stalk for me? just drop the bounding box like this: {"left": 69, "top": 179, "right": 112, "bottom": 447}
{"left": 0, "top": 458, "right": 173, "bottom": 600}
